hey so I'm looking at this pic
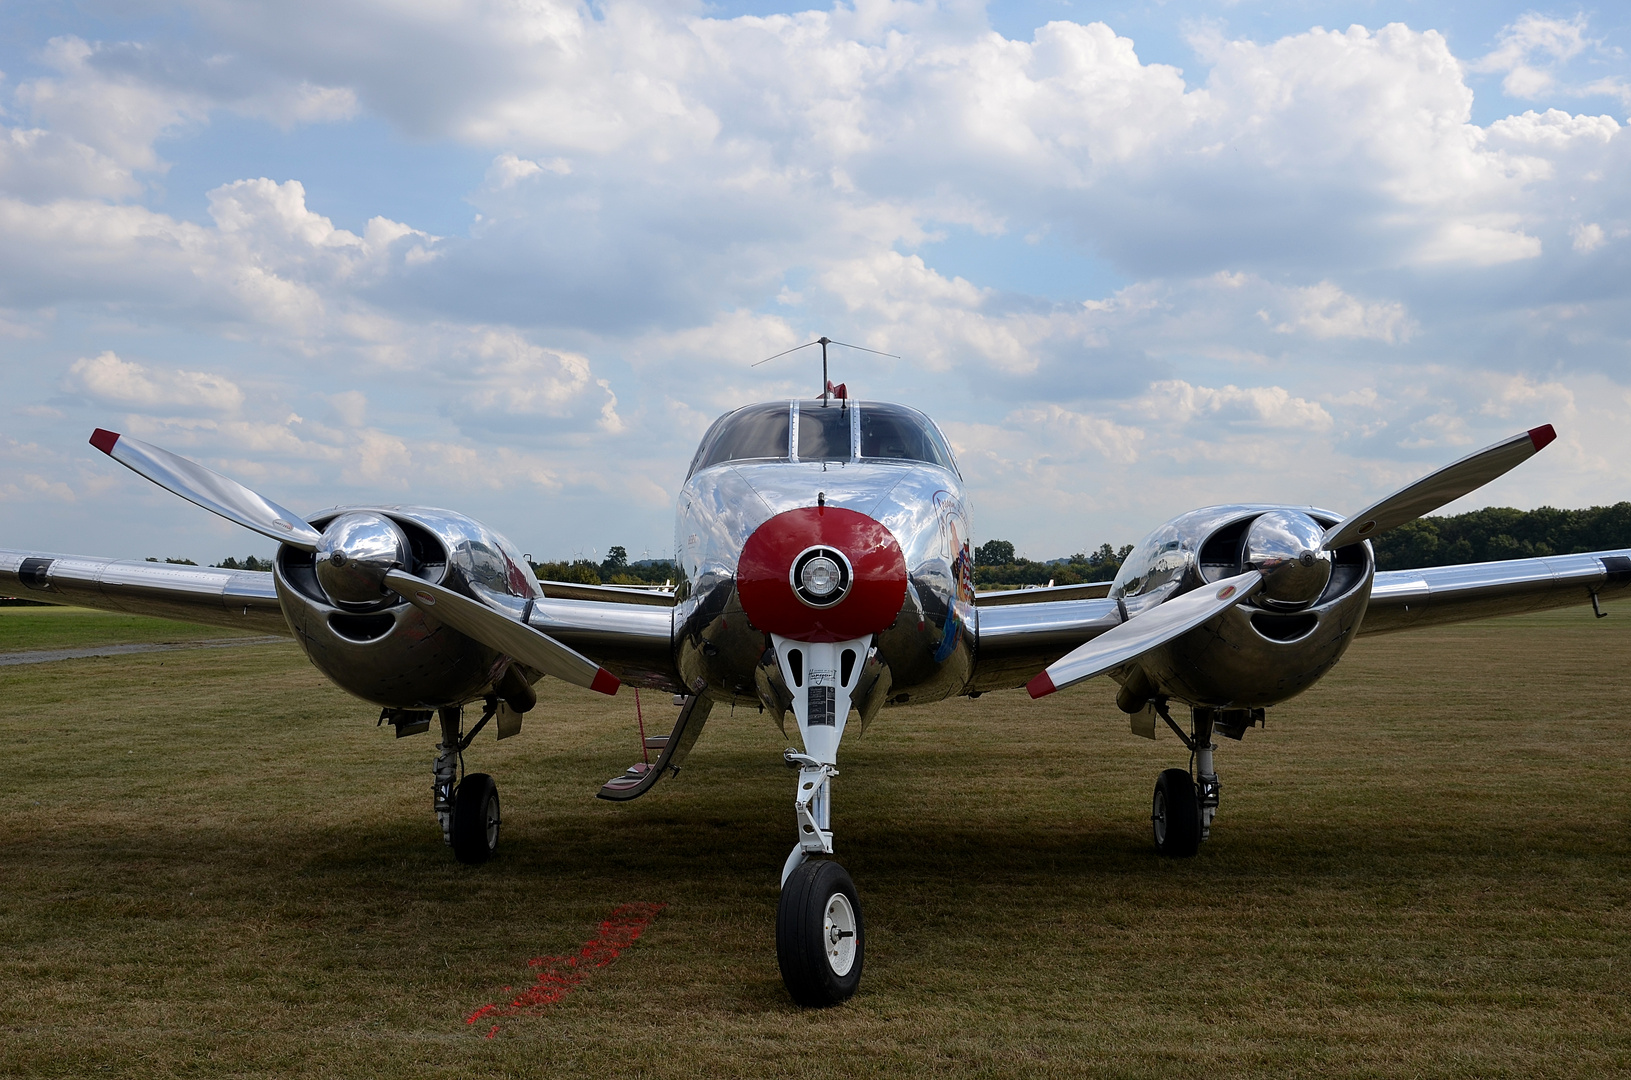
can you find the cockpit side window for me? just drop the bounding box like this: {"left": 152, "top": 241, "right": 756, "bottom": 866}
{"left": 859, "top": 403, "right": 958, "bottom": 473}
{"left": 688, "top": 403, "right": 791, "bottom": 476}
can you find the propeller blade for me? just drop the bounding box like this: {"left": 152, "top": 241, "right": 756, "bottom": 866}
{"left": 1322, "top": 425, "right": 1556, "bottom": 552}
{"left": 90, "top": 428, "right": 323, "bottom": 550}
{"left": 1027, "top": 570, "right": 1264, "bottom": 698}
{"left": 383, "top": 570, "right": 620, "bottom": 696}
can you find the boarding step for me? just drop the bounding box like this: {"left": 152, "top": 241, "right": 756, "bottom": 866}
{"left": 597, "top": 682, "right": 713, "bottom": 802}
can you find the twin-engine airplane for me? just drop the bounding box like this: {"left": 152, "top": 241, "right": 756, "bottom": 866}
{"left": 4, "top": 392, "right": 1629, "bottom": 1007}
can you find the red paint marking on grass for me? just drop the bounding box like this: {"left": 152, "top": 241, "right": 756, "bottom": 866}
{"left": 466, "top": 901, "right": 666, "bottom": 1035}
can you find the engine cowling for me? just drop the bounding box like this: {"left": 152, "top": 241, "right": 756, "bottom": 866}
{"left": 1110, "top": 505, "right": 1373, "bottom": 709}
{"left": 274, "top": 507, "right": 541, "bottom": 709}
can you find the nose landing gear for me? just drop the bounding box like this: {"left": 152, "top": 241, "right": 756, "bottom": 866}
{"left": 770, "top": 633, "right": 871, "bottom": 1006}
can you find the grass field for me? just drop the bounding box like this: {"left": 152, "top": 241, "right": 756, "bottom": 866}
{"left": 2, "top": 605, "right": 1628, "bottom": 1078}
{"left": 0, "top": 605, "right": 258, "bottom": 652}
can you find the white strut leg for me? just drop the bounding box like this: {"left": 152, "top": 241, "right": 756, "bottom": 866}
{"left": 1193, "top": 711, "right": 1220, "bottom": 841}
{"left": 771, "top": 634, "right": 871, "bottom": 887}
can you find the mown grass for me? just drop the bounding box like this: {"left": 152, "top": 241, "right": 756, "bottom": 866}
{"left": 0, "top": 605, "right": 257, "bottom": 652}
{"left": 1, "top": 607, "right": 1627, "bottom": 1078}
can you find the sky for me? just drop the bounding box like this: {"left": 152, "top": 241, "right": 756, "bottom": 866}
{"left": 1, "top": 0, "right": 1628, "bottom": 564}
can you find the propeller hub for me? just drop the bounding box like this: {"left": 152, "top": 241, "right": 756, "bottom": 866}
{"left": 314, "top": 512, "right": 409, "bottom": 608}
{"left": 1244, "top": 510, "right": 1332, "bottom": 611}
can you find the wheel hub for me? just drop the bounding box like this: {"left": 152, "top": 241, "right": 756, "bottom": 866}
{"left": 823, "top": 892, "right": 857, "bottom": 977}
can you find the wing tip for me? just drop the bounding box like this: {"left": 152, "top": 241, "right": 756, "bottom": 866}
{"left": 89, "top": 428, "right": 121, "bottom": 455}
{"left": 1528, "top": 424, "right": 1557, "bottom": 452}
{"left": 590, "top": 668, "right": 621, "bottom": 696}
{"left": 1026, "top": 670, "right": 1056, "bottom": 699}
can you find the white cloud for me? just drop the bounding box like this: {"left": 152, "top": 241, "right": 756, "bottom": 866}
{"left": 1137, "top": 380, "right": 1334, "bottom": 432}
{"left": 1270, "top": 282, "right": 1413, "bottom": 343}
{"left": 1414, "top": 221, "right": 1543, "bottom": 266}
{"left": 1, "top": 5, "right": 1630, "bottom": 559}
{"left": 1571, "top": 222, "right": 1605, "bottom": 253}
{"left": 446, "top": 330, "right": 623, "bottom": 434}
{"left": 66, "top": 351, "right": 245, "bottom": 413}
{"left": 1472, "top": 14, "right": 1592, "bottom": 100}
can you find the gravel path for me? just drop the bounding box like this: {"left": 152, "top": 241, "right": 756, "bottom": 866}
{"left": 0, "top": 636, "right": 290, "bottom": 666}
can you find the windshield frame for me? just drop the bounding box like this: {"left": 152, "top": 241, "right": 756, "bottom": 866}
{"left": 687, "top": 399, "right": 960, "bottom": 479}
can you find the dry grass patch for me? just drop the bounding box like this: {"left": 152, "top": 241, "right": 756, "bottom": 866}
{"left": 1, "top": 607, "right": 1628, "bottom": 1077}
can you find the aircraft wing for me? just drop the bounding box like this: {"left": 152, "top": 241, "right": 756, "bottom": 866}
{"left": 969, "top": 594, "right": 1124, "bottom": 693}
{"left": 1361, "top": 549, "right": 1631, "bottom": 635}
{"left": 974, "top": 581, "right": 1113, "bottom": 605}
{"left": 525, "top": 596, "right": 679, "bottom": 692}
{"left": 0, "top": 548, "right": 290, "bottom": 635}
{"left": 1, "top": 546, "right": 684, "bottom": 689}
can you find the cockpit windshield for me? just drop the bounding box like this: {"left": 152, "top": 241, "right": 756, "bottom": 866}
{"left": 688, "top": 400, "right": 959, "bottom": 477}
{"left": 858, "top": 403, "right": 957, "bottom": 472}
{"left": 797, "top": 402, "right": 851, "bottom": 462}
{"left": 688, "top": 402, "right": 789, "bottom": 476}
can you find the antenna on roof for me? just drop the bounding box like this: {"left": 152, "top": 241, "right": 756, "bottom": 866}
{"left": 752, "top": 336, "right": 900, "bottom": 407}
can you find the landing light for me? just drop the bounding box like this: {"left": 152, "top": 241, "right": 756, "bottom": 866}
{"left": 791, "top": 547, "right": 852, "bottom": 608}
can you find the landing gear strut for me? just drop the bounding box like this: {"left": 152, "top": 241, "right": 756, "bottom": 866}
{"left": 433, "top": 704, "right": 502, "bottom": 864}
{"left": 1149, "top": 704, "right": 1221, "bottom": 858}
{"left": 769, "top": 633, "right": 871, "bottom": 1006}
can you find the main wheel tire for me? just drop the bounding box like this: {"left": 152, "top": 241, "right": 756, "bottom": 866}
{"left": 777, "top": 860, "right": 864, "bottom": 1007}
{"left": 1152, "top": 768, "right": 1200, "bottom": 858}
{"left": 451, "top": 773, "right": 500, "bottom": 864}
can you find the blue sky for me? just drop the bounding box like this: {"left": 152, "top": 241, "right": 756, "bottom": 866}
{"left": 1, "top": 0, "right": 1628, "bottom": 563}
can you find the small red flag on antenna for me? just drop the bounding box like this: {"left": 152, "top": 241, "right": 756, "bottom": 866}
{"left": 826, "top": 380, "right": 847, "bottom": 400}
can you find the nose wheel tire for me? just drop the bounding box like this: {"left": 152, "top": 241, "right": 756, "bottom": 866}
{"left": 451, "top": 773, "right": 501, "bottom": 864}
{"left": 1152, "top": 768, "right": 1200, "bottom": 858}
{"left": 777, "top": 859, "right": 864, "bottom": 1006}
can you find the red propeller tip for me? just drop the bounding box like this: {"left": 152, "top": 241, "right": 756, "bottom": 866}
{"left": 89, "top": 428, "right": 121, "bottom": 455}
{"left": 1528, "top": 424, "right": 1557, "bottom": 451}
{"left": 1026, "top": 670, "right": 1057, "bottom": 699}
{"left": 590, "top": 668, "right": 621, "bottom": 696}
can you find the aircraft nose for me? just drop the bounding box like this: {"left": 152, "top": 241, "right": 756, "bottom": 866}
{"left": 737, "top": 506, "right": 908, "bottom": 642}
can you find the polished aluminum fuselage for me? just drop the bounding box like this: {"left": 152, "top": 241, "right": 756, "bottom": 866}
{"left": 674, "top": 459, "right": 975, "bottom": 710}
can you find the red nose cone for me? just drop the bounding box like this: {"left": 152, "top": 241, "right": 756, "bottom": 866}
{"left": 737, "top": 506, "right": 908, "bottom": 643}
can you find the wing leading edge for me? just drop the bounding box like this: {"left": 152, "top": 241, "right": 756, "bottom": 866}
{"left": 968, "top": 548, "right": 1631, "bottom": 694}
{"left": 0, "top": 548, "right": 289, "bottom": 635}
{"left": 1361, "top": 549, "right": 1631, "bottom": 635}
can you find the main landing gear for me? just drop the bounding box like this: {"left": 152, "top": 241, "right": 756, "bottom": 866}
{"left": 433, "top": 704, "right": 502, "bottom": 864}
{"left": 1147, "top": 704, "right": 1260, "bottom": 857}
{"left": 769, "top": 632, "right": 872, "bottom": 1006}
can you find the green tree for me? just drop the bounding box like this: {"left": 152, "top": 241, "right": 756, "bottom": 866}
{"left": 975, "top": 539, "right": 1015, "bottom": 566}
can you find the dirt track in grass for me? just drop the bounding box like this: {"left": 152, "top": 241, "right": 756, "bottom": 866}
{"left": 1, "top": 606, "right": 1627, "bottom": 1078}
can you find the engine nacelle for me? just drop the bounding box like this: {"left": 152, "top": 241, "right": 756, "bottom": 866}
{"left": 274, "top": 506, "right": 542, "bottom": 710}
{"left": 1110, "top": 505, "right": 1373, "bottom": 709}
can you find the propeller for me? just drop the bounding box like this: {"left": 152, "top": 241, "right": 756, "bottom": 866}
{"left": 1026, "top": 571, "right": 1263, "bottom": 698}
{"left": 1027, "top": 424, "right": 1557, "bottom": 699}
{"left": 1321, "top": 425, "right": 1555, "bottom": 550}
{"left": 91, "top": 428, "right": 322, "bottom": 549}
{"left": 89, "top": 427, "right": 620, "bottom": 697}
{"left": 384, "top": 571, "right": 620, "bottom": 696}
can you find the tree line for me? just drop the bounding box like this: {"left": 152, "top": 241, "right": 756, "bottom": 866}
{"left": 974, "top": 502, "right": 1631, "bottom": 587}
{"left": 530, "top": 546, "right": 678, "bottom": 586}
{"left": 1369, "top": 503, "right": 1631, "bottom": 570}
{"left": 973, "top": 540, "right": 1135, "bottom": 588}
{"left": 127, "top": 503, "right": 1631, "bottom": 591}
